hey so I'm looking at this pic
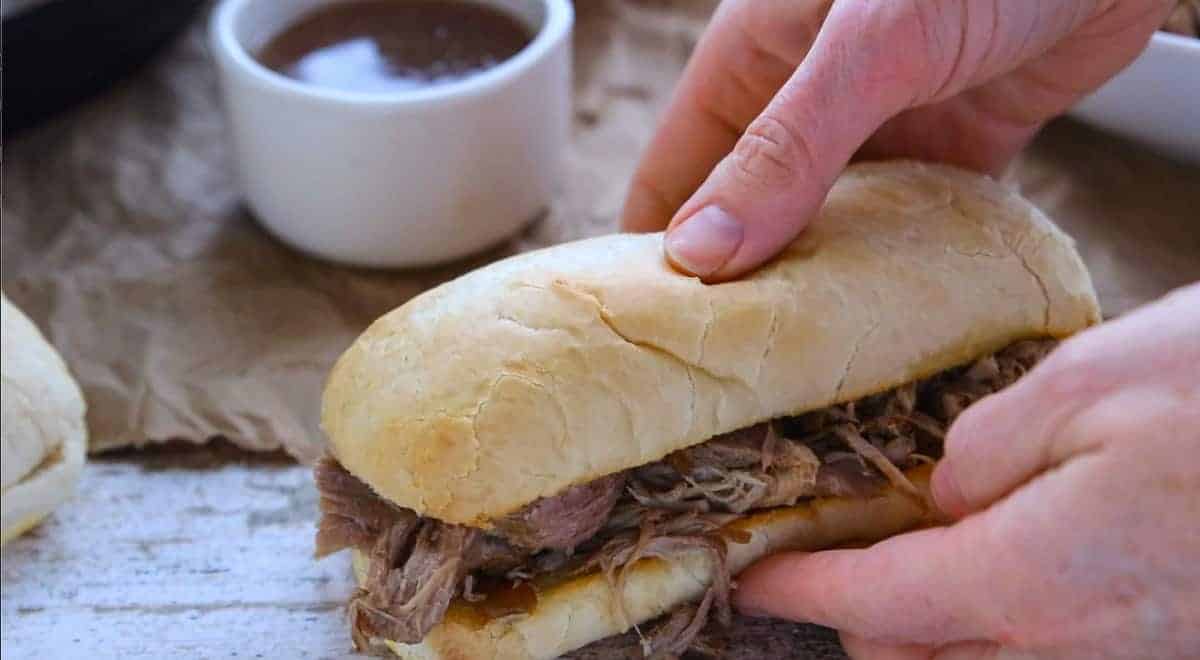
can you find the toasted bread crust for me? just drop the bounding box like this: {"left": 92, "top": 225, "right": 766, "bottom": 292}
{"left": 322, "top": 161, "right": 1099, "bottom": 526}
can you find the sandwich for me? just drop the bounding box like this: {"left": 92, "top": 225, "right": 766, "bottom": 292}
{"left": 2, "top": 292, "right": 87, "bottom": 546}
{"left": 313, "top": 161, "right": 1100, "bottom": 658}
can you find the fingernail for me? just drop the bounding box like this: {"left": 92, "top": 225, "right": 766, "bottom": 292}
{"left": 664, "top": 205, "right": 744, "bottom": 278}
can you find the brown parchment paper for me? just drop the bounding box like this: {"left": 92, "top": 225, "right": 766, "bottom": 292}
{"left": 2, "top": 0, "right": 1197, "bottom": 461}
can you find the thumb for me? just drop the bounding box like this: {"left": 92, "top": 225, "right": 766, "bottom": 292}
{"left": 662, "top": 2, "right": 916, "bottom": 281}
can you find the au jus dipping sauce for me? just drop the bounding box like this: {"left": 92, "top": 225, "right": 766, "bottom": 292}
{"left": 258, "top": 1, "right": 534, "bottom": 93}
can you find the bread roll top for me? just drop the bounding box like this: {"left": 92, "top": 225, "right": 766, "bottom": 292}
{"left": 322, "top": 161, "right": 1099, "bottom": 526}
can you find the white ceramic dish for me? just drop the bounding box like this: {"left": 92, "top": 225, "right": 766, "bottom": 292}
{"left": 211, "top": 0, "right": 572, "bottom": 268}
{"left": 1069, "top": 31, "right": 1200, "bottom": 164}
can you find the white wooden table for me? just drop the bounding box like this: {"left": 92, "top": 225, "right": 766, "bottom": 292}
{"left": 1, "top": 446, "right": 358, "bottom": 659}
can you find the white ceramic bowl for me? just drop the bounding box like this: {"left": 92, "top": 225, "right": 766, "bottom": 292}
{"left": 210, "top": 0, "right": 572, "bottom": 268}
{"left": 1069, "top": 32, "right": 1200, "bottom": 164}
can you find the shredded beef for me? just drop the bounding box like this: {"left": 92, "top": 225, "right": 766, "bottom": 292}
{"left": 314, "top": 456, "right": 415, "bottom": 558}
{"left": 463, "top": 533, "right": 527, "bottom": 575}
{"left": 642, "top": 590, "right": 717, "bottom": 659}
{"left": 678, "top": 424, "right": 770, "bottom": 470}
{"left": 316, "top": 340, "right": 1055, "bottom": 652}
{"left": 493, "top": 473, "right": 626, "bottom": 550}
{"left": 314, "top": 462, "right": 622, "bottom": 650}
{"left": 628, "top": 424, "right": 823, "bottom": 515}
{"left": 814, "top": 458, "right": 886, "bottom": 498}
{"left": 581, "top": 510, "right": 740, "bottom": 635}
{"left": 831, "top": 424, "right": 922, "bottom": 501}
{"left": 350, "top": 519, "right": 477, "bottom": 646}
{"left": 928, "top": 340, "right": 1053, "bottom": 421}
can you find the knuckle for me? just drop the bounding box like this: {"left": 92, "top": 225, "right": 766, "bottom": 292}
{"left": 730, "top": 115, "right": 812, "bottom": 190}
{"left": 852, "top": 1, "right": 950, "bottom": 107}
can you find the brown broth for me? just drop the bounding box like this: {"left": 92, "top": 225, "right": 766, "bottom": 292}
{"left": 452, "top": 577, "right": 538, "bottom": 628}
{"left": 258, "top": 1, "right": 533, "bottom": 93}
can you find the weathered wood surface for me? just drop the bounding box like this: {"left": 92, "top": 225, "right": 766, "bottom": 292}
{"left": 1, "top": 445, "right": 357, "bottom": 659}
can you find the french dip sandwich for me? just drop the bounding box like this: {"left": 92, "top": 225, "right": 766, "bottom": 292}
{"left": 315, "top": 161, "right": 1100, "bottom": 658}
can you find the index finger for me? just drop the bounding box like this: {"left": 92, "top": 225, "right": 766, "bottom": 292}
{"left": 620, "top": 0, "right": 829, "bottom": 233}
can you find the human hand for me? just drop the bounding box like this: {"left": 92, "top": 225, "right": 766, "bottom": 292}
{"left": 731, "top": 283, "right": 1200, "bottom": 659}
{"left": 622, "top": 0, "right": 1171, "bottom": 281}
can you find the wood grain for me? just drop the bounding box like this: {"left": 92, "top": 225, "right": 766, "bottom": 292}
{"left": 1, "top": 445, "right": 358, "bottom": 659}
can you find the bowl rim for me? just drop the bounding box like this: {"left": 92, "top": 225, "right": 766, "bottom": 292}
{"left": 1151, "top": 29, "right": 1200, "bottom": 53}
{"left": 209, "top": 0, "right": 573, "bottom": 106}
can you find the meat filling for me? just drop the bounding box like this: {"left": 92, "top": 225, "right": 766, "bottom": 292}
{"left": 315, "top": 340, "right": 1054, "bottom": 653}
{"left": 494, "top": 473, "right": 627, "bottom": 550}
